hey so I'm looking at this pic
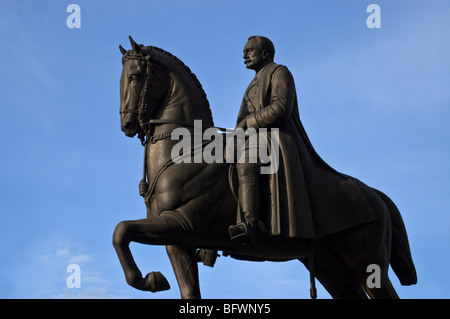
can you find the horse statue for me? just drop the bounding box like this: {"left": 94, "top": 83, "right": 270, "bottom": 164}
{"left": 113, "top": 36, "right": 417, "bottom": 299}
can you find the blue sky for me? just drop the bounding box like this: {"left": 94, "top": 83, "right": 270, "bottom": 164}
{"left": 0, "top": 0, "right": 449, "bottom": 298}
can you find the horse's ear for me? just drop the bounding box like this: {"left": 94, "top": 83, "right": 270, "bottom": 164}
{"left": 129, "top": 36, "right": 141, "bottom": 53}
{"left": 119, "top": 45, "right": 127, "bottom": 55}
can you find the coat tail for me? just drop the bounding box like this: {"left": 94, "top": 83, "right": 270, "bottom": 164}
{"left": 373, "top": 189, "right": 417, "bottom": 285}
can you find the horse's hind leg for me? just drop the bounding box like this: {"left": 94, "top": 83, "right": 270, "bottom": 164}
{"left": 299, "top": 248, "right": 368, "bottom": 299}
{"left": 113, "top": 212, "right": 194, "bottom": 292}
{"left": 343, "top": 188, "right": 399, "bottom": 299}
{"left": 166, "top": 245, "right": 201, "bottom": 299}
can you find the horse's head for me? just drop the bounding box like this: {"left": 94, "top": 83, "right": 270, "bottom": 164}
{"left": 119, "top": 36, "right": 169, "bottom": 140}
{"left": 119, "top": 36, "right": 214, "bottom": 143}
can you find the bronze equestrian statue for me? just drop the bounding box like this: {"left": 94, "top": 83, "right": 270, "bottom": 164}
{"left": 113, "top": 36, "right": 417, "bottom": 298}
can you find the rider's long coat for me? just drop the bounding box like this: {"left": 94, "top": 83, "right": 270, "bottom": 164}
{"left": 237, "top": 62, "right": 376, "bottom": 239}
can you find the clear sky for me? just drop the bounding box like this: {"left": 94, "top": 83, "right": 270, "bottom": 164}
{"left": 0, "top": 0, "right": 449, "bottom": 299}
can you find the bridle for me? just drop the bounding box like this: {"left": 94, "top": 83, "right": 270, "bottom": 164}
{"left": 120, "top": 53, "right": 153, "bottom": 145}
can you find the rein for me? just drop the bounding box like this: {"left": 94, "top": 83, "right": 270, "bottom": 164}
{"left": 139, "top": 119, "right": 229, "bottom": 200}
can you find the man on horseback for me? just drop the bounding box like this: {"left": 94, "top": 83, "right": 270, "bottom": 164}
{"left": 228, "top": 35, "right": 316, "bottom": 242}
{"left": 227, "top": 36, "right": 273, "bottom": 242}
{"left": 114, "top": 37, "right": 416, "bottom": 298}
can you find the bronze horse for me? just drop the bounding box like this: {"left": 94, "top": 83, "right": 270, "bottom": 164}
{"left": 113, "top": 37, "right": 417, "bottom": 298}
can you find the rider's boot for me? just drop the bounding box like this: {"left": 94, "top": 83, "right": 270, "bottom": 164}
{"left": 228, "top": 181, "right": 260, "bottom": 244}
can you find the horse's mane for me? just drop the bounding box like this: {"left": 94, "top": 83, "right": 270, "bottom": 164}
{"left": 143, "top": 46, "right": 214, "bottom": 124}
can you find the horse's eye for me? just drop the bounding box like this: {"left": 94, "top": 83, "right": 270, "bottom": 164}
{"left": 130, "top": 75, "right": 139, "bottom": 82}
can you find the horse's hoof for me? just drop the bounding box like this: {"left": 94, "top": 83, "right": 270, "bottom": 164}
{"left": 144, "top": 271, "right": 171, "bottom": 292}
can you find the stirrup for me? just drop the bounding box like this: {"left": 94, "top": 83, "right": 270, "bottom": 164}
{"left": 228, "top": 222, "right": 256, "bottom": 244}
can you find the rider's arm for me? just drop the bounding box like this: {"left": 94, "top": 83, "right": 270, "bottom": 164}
{"left": 246, "top": 66, "right": 295, "bottom": 129}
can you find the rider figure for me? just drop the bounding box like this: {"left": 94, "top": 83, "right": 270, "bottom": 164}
{"left": 227, "top": 35, "right": 377, "bottom": 245}
{"left": 228, "top": 36, "right": 278, "bottom": 243}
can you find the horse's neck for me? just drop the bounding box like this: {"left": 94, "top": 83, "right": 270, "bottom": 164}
{"left": 146, "top": 74, "right": 212, "bottom": 178}
{"left": 156, "top": 74, "right": 213, "bottom": 128}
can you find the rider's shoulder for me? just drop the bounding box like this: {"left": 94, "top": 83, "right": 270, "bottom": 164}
{"left": 271, "top": 64, "right": 294, "bottom": 82}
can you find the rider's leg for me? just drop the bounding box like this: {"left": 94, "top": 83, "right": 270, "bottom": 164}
{"left": 228, "top": 162, "right": 260, "bottom": 241}
{"left": 238, "top": 164, "right": 260, "bottom": 228}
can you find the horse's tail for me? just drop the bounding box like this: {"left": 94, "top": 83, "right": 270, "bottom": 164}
{"left": 373, "top": 188, "right": 418, "bottom": 285}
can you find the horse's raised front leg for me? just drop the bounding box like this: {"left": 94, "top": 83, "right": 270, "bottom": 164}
{"left": 166, "top": 245, "right": 201, "bottom": 299}
{"left": 112, "top": 212, "right": 194, "bottom": 292}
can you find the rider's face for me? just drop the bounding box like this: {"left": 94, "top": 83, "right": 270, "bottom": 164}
{"left": 243, "top": 39, "right": 268, "bottom": 72}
